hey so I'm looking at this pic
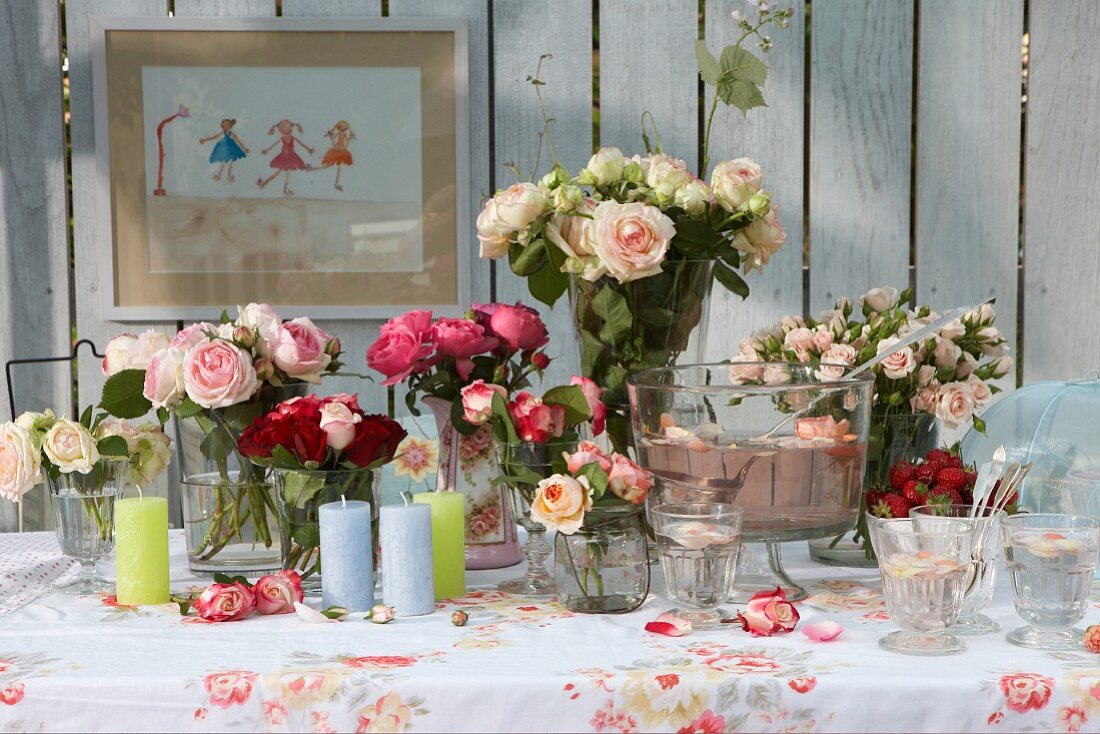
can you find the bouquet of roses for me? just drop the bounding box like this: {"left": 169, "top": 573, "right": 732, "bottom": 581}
{"left": 459, "top": 377, "right": 605, "bottom": 446}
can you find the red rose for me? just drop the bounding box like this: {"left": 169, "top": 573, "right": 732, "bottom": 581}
{"left": 292, "top": 421, "right": 328, "bottom": 465}
{"left": 238, "top": 412, "right": 295, "bottom": 460}
{"left": 343, "top": 414, "right": 407, "bottom": 467}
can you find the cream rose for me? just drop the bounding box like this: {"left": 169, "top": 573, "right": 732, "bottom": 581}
{"left": 581, "top": 146, "right": 625, "bottom": 185}
{"left": 491, "top": 182, "right": 546, "bottom": 232}
{"left": 318, "top": 402, "right": 362, "bottom": 451}
{"left": 530, "top": 474, "right": 592, "bottom": 535}
{"left": 710, "top": 158, "right": 763, "bottom": 211}
{"left": 0, "top": 423, "right": 41, "bottom": 502}
{"left": 936, "top": 381, "right": 976, "bottom": 429}
{"left": 132, "top": 424, "right": 172, "bottom": 486}
{"left": 812, "top": 327, "right": 834, "bottom": 351}
{"left": 816, "top": 343, "right": 857, "bottom": 382}
{"left": 968, "top": 374, "right": 993, "bottom": 407}
{"left": 673, "top": 179, "right": 712, "bottom": 216}
{"left": 14, "top": 410, "right": 55, "bottom": 445}
{"left": 43, "top": 418, "right": 99, "bottom": 474}
{"left": 93, "top": 417, "right": 141, "bottom": 454}
{"left": 990, "top": 354, "right": 1014, "bottom": 377}
{"left": 644, "top": 153, "right": 692, "bottom": 189}
{"left": 101, "top": 334, "right": 138, "bottom": 376}
{"left": 938, "top": 318, "right": 965, "bottom": 340}
{"left": 861, "top": 286, "right": 899, "bottom": 313}
{"left": 544, "top": 198, "right": 598, "bottom": 259}
{"left": 738, "top": 208, "right": 787, "bottom": 272}
{"left": 933, "top": 337, "right": 961, "bottom": 368}
{"left": 876, "top": 337, "right": 917, "bottom": 380}
{"left": 143, "top": 348, "right": 187, "bottom": 410}
{"left": 784, "top": 327, "right": 815, "bottom": 354}
{"left": 729, "top": 351, "right": 765, "bottom": 383}
{"left": 476, "top": 201, "right": 512, "bottom": 259}
{"left": 590, "top": 201, "right": 675, "bottom": 283}
{"left": 127, "top": 330, "right": 172, "bottom": 372}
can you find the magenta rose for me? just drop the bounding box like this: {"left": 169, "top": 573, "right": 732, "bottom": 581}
{"left": 432, "top": 318, "right": 499, "bottom": 379}
{"left": 570, "top": 376, "right": 606, "bottom": 436}
{"left": 367, "top": 311, "right": 437, "bottom": 387}
{"left": 268, "top": 318, "right": 332, "bottom": 383}
{"left": 508, "top": 392, "right": 565, "bottom": 443}
{"left": 606, "top": 452, "right": 652, "bottom": 504}
{"left": 489, "top": 303, "right": 549, "bottom": 352}
{"left": 253, "top": 570, "right": 304, "bottom": 615}
{"left": 736, "top": 586, "right": 800, "bottom": 637}
{"left": 195, "top": 581, "right": 257, "bottom": 622}
{"left": 183, "top": 340, "right": 260, "bottom": 409}
{"left": 460, "top": 380, "right": 507, "bottom": 425}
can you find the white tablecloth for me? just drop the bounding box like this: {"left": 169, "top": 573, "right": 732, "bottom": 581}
{"left": 2, "top": 531, "right": 1100, "bottom": 733}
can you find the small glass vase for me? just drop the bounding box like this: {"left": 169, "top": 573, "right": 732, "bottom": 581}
{"left": 493, "top": 438, "right": 578, "bottom": 596}
{"left": 555, "top": 505, "right": 650, "bottom": 613}
{"left": 48, "top": 458, "right": 128, "bottom": 594}
{"left": 180, "top": 472, "right": 282, "bottom": 576}
{"left": 570, "top": 259, "right": 714, "bottom": 455}
{"left": 809, "top": 411, "right": 940, "bottom": 567}
{"left": 273, "top": 467, "right": 380, "bottom": 593}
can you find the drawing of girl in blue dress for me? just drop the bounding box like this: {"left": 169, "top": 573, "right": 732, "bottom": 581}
{"left": 199, "top": 118, "right": 249, "bottom": 183}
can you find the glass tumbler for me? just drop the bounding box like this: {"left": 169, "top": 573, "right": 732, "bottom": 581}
{"left": 868, "top": 516, "right": 975, "bottom": 655}
{"left": 1001, "top": 513, "right": 1100, "bottom": 650}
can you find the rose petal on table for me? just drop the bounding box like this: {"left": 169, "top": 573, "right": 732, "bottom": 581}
{"left": 644, "top": 612, "right": 691, "bottom": 637}
{"left": 294, "top": 602, "right": 340, "bottom": 624}
{"left": 801, "top": 619, "right": 844, "bottom": 642}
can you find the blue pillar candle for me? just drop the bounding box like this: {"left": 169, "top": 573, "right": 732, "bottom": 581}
{"left": 318, "top": 499, "right": 374, "bottom": 612}
{"left": 380, "top": 503, "right": 435, "bottom": 617}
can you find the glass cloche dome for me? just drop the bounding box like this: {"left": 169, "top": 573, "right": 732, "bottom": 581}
{"left": 960, "top": 373, "right": 1100, "bottom": 516}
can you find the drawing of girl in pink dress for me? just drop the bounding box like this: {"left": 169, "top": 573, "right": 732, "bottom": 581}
{"left": 257, "top": 119, "right": 314, "bottom": 196}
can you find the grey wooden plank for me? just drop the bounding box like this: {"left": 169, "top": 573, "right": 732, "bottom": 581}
{"left": 493, "top": 0, "right": 592, "bottom": 386}
{"left": 809, "top": 0, "right": 913, "bottom": 311}
{"left": 599, "top": 0, "right": 697, "bottom": 162}
{"left": 704, "top": 0, "right": 805, "bottom": 359}
{"left": 1025, "top": 0, "right": 1100, "bottom": 381}
{"left": 0, "top": 1, "right": 74, "bottom": 531}
{"left": 173, "top": 0, "right": 274, "bottom": 14}
{"left": 281, "top": 0, "right": 378, "bottom": 14}
{"left": 916, "top": 0, "right": 1022, "bottom": 379}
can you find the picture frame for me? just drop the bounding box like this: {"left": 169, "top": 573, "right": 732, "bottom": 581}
{"left": 91, "top": 17, "right": 470, "bottom": 321}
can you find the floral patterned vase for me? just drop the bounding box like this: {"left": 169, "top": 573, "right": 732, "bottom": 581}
{"left": 422, "top": 396, "right": 522, "bottom": 570}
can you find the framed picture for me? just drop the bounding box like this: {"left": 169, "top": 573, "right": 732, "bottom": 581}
{"left": 91, "top": 17, "right": 470, "bottom": 320}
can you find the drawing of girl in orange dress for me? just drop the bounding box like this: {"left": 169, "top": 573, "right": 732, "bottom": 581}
{"left": 257, "top": 119, "right": 314, "bottom": 196}
{"left": 320, "top": 120, "right": 356, "bottom": 192}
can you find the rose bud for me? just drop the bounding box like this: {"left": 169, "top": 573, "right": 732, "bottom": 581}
{"left": 451, "top": 610, "right": 469, "bottom": 627}
{"left": 233, "top": 325, "right": 258, "bottom": 349}
{"left": 324, "top": 336, "right": 342, "bottom": 357}
{"left": 368, "top": 604, "right": 396, "bottom": 624}
{"left": 194, "top": 581, "right": 256, "bottom": 623}
{"left": 531, "top": 352, "right": 551, "bottom": 371}
{"left": 253, "top": 570, "right": 304, "bottom": 615}
{"left": 748, "top": 192, "right": 772, "bottom": 217}
{"left": 253, "top": 357, "right": 275, "bottom": 382}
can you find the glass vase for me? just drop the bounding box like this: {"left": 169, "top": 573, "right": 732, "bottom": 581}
{"left": 180, "top": 472, "right": 282, "bottom": 576}
{"left": 48, "top": 458, "right": 128, "bottom": 594}
{"left": 570, "top": 259, "right": 713, "bottom": 455}
{"left": 422, "top": 396, "right": 522, "bottom": 570}
{"left": 809, "top": 412, "right": 940, "bottom": 567}
{"left": 273, "top": 467, "right": 380, "bottom": 593}
{"left": 554, "top": 505, "right": 650, "bottom": 613}
{"left": 493, "top": 438, "right": 579, "bottom": 596}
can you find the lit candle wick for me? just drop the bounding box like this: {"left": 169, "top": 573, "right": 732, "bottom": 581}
{"left": 341, "top": 494, "right": 347, "bottom": 508}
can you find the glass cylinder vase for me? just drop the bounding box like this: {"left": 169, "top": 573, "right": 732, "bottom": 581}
{"left": 422, "top": 396, "right": 522, "bottom": 570}
{"left": 570, "top": 259, "right": 714, "bottom": 455}
{"left": 273, "top": 467, "right": 380, "bottom": 593}
{"left": 48, "top": 458, "right": 129, "bottom": 594}
{"left": 809, "top": 411, "right": 940, "bottom": 567}
{"left": 554, "top": 505, "right": 650, "bottom": 614}
{"left": 180, "top": 472, "right": 282, "bottom": 576}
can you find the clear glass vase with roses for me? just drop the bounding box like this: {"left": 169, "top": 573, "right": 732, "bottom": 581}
{"left": 0, "top": 408, "right": 171, "bottom": 592}
{"left": 477, "top": 14, "right": 793, "bottom": 453}
{"left": 98, "top": 304, "right": 346, "bottom": 573}
{"left": 733, "top": 286, "right": 1013, "bottom": 562}
{"left": 367, "top": 303, "right": 555, "bottom": 570}
{"left": 237, "top": 393, "right": 406, "bottom": 591}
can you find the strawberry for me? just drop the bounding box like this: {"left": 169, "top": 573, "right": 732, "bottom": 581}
{"left": 865, "top": 489, "right": 886, "bottom": 510}
{"left": 902, "top": 480, "right": 929, "bottom": 507}
{"left": 870, "top": 493, "right": 910, "bottom": 519}
{"left": 964, "top": 470, "right": 978, "bottom": 487}
{"left": 889, "top": 461, "right": 918, "bottom": 491}
{"left": 941, "top": 454, "right": 964, "bottom": 470}
{"left": 936, "top": 467, "right": 968, "bottom": 492}
{"left": 926, "top": 448, "right": 953, "bottom": 463}
{"left": 930, "top": 486, "right": 964, "bottom": 506}
{"left": 915, "top": 463, "right": 940, "bottom": 485}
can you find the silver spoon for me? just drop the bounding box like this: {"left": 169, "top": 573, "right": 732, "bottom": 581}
{"left": 970, "top": 446, "right": 1007, "bottom": 520}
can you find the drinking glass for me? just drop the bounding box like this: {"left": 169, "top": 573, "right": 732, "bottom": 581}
{"left": 910, "top": 504, "right": 1005, "bottom": 635}
{"left": 48, "top": 458, "right": 128, "bottom": 594}
{"left": 1001, "top": 513, "right": 1100, "bottom": 650}
{"left": 868, "top": 516, "right": 974, "bottom": 655}
{"left": 651, "top": 503, "right": 743, "bottom": 629}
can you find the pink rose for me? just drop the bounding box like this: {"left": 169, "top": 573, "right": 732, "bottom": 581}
{"left": 710, "top": 157, "right": 763, "bottom": 211}
{"left": 143, "top": 348, "right": 186, "bottom": 409}
{"left": 368, "top": 311, "right": 437, "bottom": 386}
{"left": 565, "top": 441, "right": 612, "bottom": 474}
{"left": 935, "top": 381, "right": 975, "bottom": 429}
{"left": 933, "top": 337, "right": 961, "bottom": 368}
{"left": 183, "top": 340, "right": 260, "bottom": 409}
{"left": 508, "top": 392, "right": 565, "bottom": 443}
{"left": 591, "top": 201, "right": 675, "bottom": 283}
{"left": 784, "top": 327, "right": 816, "bottom": 355}
{"left": 460, "top": 380, "right": 507, "bottom": 425}
{"left": 195, "top": 582, "right": 257, "bottom": 622}
{"left": 203, "top": 670, "right": 257, "bottom": 708}
{"left": 236, "top": 303, "right": 281, "bottom": 353}
{"left": 253, "top": 570, "right": 304, "bottom": 615}
{"left": 570, "top": 376, "right": 606, "bottom": 436}
{"left": 729, "top": 352, "right": 765, "bottom": 383}
{"left": 999, "top": 673, "right": 1054, "bottom": 714}
{"left": 875, "top": 337, "right": 917, "bottom": 380}
{"left": 812, "top": 328, "right": 833, "bottom": 351}
{"left": 488, "top": 303, "right": 549, "bottom": 352}
{"left": 801, "top": 619, "right": 843, "bottom": 642}
{"left": 170, "top": 322, "right": 217, "bottom": 351}
{"left": 736, "top": 586, "right": 800, "bottom": 637}
{"left": 432, "top": 318, "right": 498, "bottom": 379}
{"left": 268, "top": 318, "right": 332, "bottom": 383}
{"left": 815, "top": 344, "right": 856, "bottom": 382}
{"left": 968, "top": 374, "right": 993, "bottom": 407}
{"left": 607, "top": 452, "right": 652, "bottom": 504}
{"left": 318, "top": 402, "right": 362, "bottom": 451}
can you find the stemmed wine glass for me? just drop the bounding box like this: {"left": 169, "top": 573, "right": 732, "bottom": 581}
{"left": 49, "top": 457, "right": 129, "bottom": 594}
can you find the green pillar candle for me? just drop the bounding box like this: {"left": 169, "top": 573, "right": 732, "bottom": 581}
{"left": 115, "top": 496, "right": 170, "bottom": 605}
{"left": 413, "top": 492, "right": 466, "bottom": 599}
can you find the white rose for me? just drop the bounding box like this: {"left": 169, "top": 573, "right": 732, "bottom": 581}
{"left": 590, "top": 201, "right": 674, "bottom": 283}
{"left": 476, "top": 200, "right": 511, "bottom": 260}
{"left": 861, "top": 286, "right": 899, "bottom": 313}
{"left": 673, "top": 179, "right": 712, "bottom": 216}
{"left": 93, "top": 417, "right": 141, "bottom": 455}
{"left": 14, "top": 410, "right": 55, "bottom": 447}
{"left": 933, "top": 337, "right": 961, "bottom": 368}
{"left": 101, "top": 333, "right": 138, "bottom": 376}
{"left": 43, "top": 418, "right": 99, "bottom": 475}
{"left": 644, "top": 153, "right": 692, "bottom": 190}
{"left": 876, "top": 337, "right": 917, "bottom": 379}
{"left": 123, "top": 330, "right": 172, "bottom": 372}
{"left": 132, "top": 424, "right": 172, "bottom": 486}
{"left": 737, "top": 207, "right": 787, "bottom": 272}
{"left": 582, "top": 147, "right": 625, "bottom": 185}
{"left": 236, "top": 303, "right": 281, "bottom": 353}
{"left": 142, "top": 348, "right": 187, "bottom": 410}
{"left": 710, "top": 158, "right": 763, "bottom": 211}
{"left": 552, "top": 184, "right": 583, "bottom": 212}
{"left": 492, "top": 182, "right": 547, "bottom": 231}
{"left": 968, "top": 374, "right": 992, "bottom": 407}
{"left": 318, "top": 402, "right": 362, "bottom": 451}
{"left": 544, "top": 198, "right": 598, "bottom": 259}
{"left": 936, "top": 381, "right": 975, "bottom": 429}
{"left": 0, "top": 423, "right": 42, "bottom": 502}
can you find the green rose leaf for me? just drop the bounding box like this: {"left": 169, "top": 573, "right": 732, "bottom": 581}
{"left": 509, "top": 241, "right": 547, "bottom": 277}
{"left": 449, "top": 397, "right": 480, "bottom": 436}
{"left": 99, "top": 369, "right": 153, "bottom": 419}
{"left": 95, "top": 435, "right": 130, "bottom": 457}
{"left": 713, "top": 261, "right": 751, "bottom": 299}
{"left": 591, "top": 286, "right": 633, "bottom": 345}
{"left": 491, "top": 392, "right": 520, "bottom": 445}
{"left": 283, "top": 471, "right": 327, "bottom": 510}
{"left": 542, "top": 384, "right": 591, "bottom": 427}
{"left": 528, "top": 254, "right": 570, "bottom": 307}
{"left": 172, "top": 397, "right": 204, "bottom": 420}
{"left": 576, "top": 461, "right": 609, "bottom": 503}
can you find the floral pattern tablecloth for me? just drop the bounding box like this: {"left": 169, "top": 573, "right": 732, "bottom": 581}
{"left": 2, "top": 531, "right": 1100, "bottom": 733}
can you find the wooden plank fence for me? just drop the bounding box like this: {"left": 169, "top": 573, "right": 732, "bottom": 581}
{"left": 3, "top": 0, "right": 1100, "bottom": 531}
